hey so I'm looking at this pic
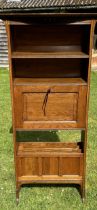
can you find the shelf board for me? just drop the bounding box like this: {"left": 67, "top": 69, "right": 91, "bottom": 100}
{"left": 18, "top": 175, "right": 82, "bottom": 184}
{"left": 14, "top": 77, "right": 87, "bottom": 86}
{"left": 69, "top": 20, "right": 91, "bottom": 25}
{"left": 12, "top": 51, "right": 89, "bottom": 59}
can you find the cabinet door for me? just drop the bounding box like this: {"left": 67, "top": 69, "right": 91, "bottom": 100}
{"left": 14, "top": 85, "right": 87, "bottom": 129}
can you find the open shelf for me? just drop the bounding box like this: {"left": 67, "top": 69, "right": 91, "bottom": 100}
{"left": 12, "top": 58, "right": 89, "bottom": 81}
{"left": 10, "top": 23, "right": 91, "bottom": 58}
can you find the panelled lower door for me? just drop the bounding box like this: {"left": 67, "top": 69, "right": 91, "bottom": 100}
{"left": 14, "top": 84, "right": 87, "bottom": 129}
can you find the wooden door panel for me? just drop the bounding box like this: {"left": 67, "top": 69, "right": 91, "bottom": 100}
{"left": 60, "top": 157, "right": 80, "bottom": 175}
{"left": 42, "top": 157, "right": 59, "bottom": 175}
{"left": 17, "top": 157, "right": 39, "bottom": 176}
{"left": 14, "top": 85, "right": 87, "bottom": 129}
{"left": 23, "top": 92, "right": 78, "bottom": 121}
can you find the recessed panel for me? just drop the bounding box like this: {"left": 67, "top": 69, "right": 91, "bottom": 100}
{"left": 23, "top": 92, "right": 78, "bottom": 122}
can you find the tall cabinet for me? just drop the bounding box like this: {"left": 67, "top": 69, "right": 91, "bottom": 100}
{"left": 6, "top": 17, "right": 95, "bottom": 203}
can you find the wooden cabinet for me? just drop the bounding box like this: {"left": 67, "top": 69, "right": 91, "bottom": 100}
{"left": 6, "top": 18, "right": 95, "bottom": 203}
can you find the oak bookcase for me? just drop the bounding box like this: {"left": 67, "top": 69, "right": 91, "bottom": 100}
{"left": 6, "top": 17, "right": 95, "bottom": 203}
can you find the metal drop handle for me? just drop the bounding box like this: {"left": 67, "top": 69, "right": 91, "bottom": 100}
{"left": 42, "top": 88, "right": 51, "bottom": 116}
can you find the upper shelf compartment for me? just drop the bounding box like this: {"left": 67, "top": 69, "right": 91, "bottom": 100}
{"left": 10, "top": 24, "right": 90, "bottom": 59}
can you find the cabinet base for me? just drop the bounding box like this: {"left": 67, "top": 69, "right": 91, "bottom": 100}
{"left": 16, "top": 179, "right": 85, "bottom": 204}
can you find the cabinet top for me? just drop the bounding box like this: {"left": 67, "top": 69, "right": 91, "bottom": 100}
{"left": 0, "top": 0, "right": 97, "bottom": 16}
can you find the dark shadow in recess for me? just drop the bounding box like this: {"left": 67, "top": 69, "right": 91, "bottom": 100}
{"left": 10, "top": 126, "right": 13, "bottom": 133}
{"left": 16, "top": 131, "right": 60, "bottom": 142}
{"left": 9, "top": 128, "right": 81, "bottom": 143}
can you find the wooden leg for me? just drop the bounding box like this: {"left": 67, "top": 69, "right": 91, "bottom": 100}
{"left": 80, "top": 182, "right": 86, "bottom": 202}
{"left": 16, "top": 183, "right": 21, "bottom": 205}
{"left": 81, "top": 130, "right": 87, "bottom": 202}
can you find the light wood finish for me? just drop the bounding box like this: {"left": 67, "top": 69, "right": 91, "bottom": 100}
{"left": 16, "top": 142, "right": 83, "bottom": 180}
{"left": 14, "top": 78, "right": 87, "bottom": 85}
{"left": 12, "top": 51, "right": 89, "bottom": 59}
{"left": 17, "top": 142, "right": 82, "bottom": 156}
{"left": 5, "top": 18, "right": 95, "bottom": 203}
{"left": 18, "top": 175, "right": 82, "bottom": 184}
{"left": 14, "top": 82, "right": 87, "bottom": 129}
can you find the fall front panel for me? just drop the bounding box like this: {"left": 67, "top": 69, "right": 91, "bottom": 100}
{"left": 14, "top": 84, "right": 87, "bottom": 129}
